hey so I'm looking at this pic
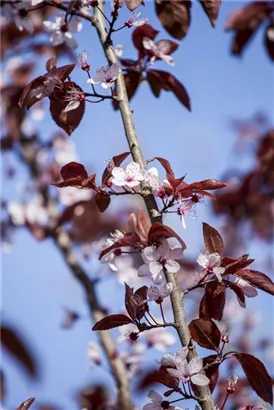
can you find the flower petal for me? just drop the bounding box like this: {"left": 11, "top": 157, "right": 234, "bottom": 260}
{"left": 191, "top": 373, "right": 210, "bottom": 386}
{"left": 165, "top": 259, "right": 180, "bottom": 273}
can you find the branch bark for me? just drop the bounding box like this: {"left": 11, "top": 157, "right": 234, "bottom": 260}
{"left": 18, "top": 145, "right": 133, "bottom": 410}
{"left": 93, "top": 2, "right": 215, "bottom": 409}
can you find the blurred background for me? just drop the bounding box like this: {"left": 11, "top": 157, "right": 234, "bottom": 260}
{"left": 1, "top": 1, "right": 273, "bottom": 409}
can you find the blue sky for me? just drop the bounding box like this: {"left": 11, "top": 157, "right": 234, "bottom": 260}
{"left": 2, "top": 2, "right": 274, "bottom": 409}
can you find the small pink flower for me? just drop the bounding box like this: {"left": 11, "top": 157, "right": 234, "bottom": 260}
{"left": 197, "top": 251, "right": 225, "bottom": 282}
{"left": 234, "top": 278, "right": 258, "bottom": 298}
{"left": 77, "top": 50, "right": 90, "bottom": 71}
{"left": 143, "top": 390, "right": 183, "bottom": 410}
{"left": 167, "top": 356, "right": 210, "bottom": 386}
{"left": 226, "top": 374, "right": 238, "bottom": 393}
{"left": 138, "top": 239, "right": 183, "bottom": 283}
{"left": 111, "top": 161, "right": 145, "bottom": 188}
{"left": 144, "top": 167, "right": 166, "bottom": 196}
{"left": 43, "top": 16, "right": 82, "bottom": 49}
{"left": 143, "top": 38, "right": 175, "bottom": 66}
{"left": 147, "top": 282, "right": 173, "bottom": 302}
{"left": 125, "top": 11, "right": 148, "bottom": 27}
{"left": 63, "top": 86, "right": 85, "bottom": 112}
{"left": 87, "top": 62, "right": 121, "bottom": 89}
{"left": 177, "top": 199, "right": 195, "bottom": 229}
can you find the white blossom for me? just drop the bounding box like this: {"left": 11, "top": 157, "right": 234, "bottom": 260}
{"left": 234, "top": 277, "right": 258, "bottom": 298}
{"left": 43, "top": 15, "right": 82, "bottom": 49}
{"left": 177, "top": 199, "right": 195, "bottom": 229}
{"left": 143, "top": 390, "right": 183, "bottom": 410}
{"left": 125, "top": 11, "right": 148, "bottom": 27}
{"left": 88, "top": 342, "right": 101, "bottom": 365}
{"left": 143, "top": 38, "right": 175, "bottom": 66}
{"left": 167, "top": 355, "right": 209, "bottom": 386}
{"left": 138, "top": 239, "right": 183, "bottom": 283}
{"left": 111, "top": 161, "right": 145, "bottom": 188}
{"left": 147, "top": 282, "right": 173, "bottom": 302}
{"left": 87, "top": 62, "right": 121, "bottom": 89}
{"left": 146, "top": 327, "right": 176, "bottom": 351}
{"left": 197, "top": 251, "right": 225, "bottom": 282}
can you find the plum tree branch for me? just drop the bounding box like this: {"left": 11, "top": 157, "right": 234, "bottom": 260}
{"left": 93, "top": 2, "right": 215, "bottom": 409}
{"left": 17, "top": 141, "right": 134, "bottom": 410}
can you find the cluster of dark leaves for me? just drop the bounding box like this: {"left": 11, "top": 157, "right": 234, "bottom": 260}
{"left": 19, "top": 57, "right": 85, "bottom": 135}
{"left": 199, "top": 222, "right": 274, "bottom": 323}
{"left": 213, "top": 129, "right": 274, "bottom": 242}
{"left": 226, "top": 1, "right": 274, "bottom": 60}
{"left": 92, "top": 283, "right": 148, "bottom": 331}
{"left": 115, "top": 24, "right": 191, "bottom": 110}
{"left": 189, "top": 318, "right": 273, "bottom": 404}
{"left": 155, "top": 0, "right": 222, "bottom": 40}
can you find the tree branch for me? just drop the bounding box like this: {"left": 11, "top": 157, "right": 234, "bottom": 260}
{"left": 93, "top": 2, "right": 215, "bottom": 409}
{"left": 18, "top": 144, "right": 134, "bottom": 410}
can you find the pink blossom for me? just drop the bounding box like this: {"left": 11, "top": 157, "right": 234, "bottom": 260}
{"left": 111, "top": 161, "right": 145, "bottom": 188}
{"left": 143, "top": 390, "right": 183, "bottom": 410}
{"left": 88, "top": 342, "right": 101, "bottom": 366}
{"left": 138, "top": 239, "right": 183, "bottom": 283}
{"left": 87, "top": 62, "right": 121, "bottom": 89}
{"left": 197, "top": 251, "right": 225, "bottom": 282}
{"left": 63, "top": 86, "right": 85, "bottom": 112}
{"left": 234, "top": 277, "right": 258, "bottom": 298}
{"left": 144, "top": 167, "right": 166, "bottom": 196}
{"left": 100, "top": 230, "right": 124, "bottom": 270}
{"left": 147, "top": 282, "right": 173, "bottom": 302}
{"left": 226, "top": 374, "right": 238, "bottom": 393}
{"left": 43, "top": 16, "right": 82, "bottom": 49}
{"left": 146, "top": 327, "right": 176, "bottom": 351}
{"left": 77, "top": 50, "right": 90, "bottom": 71}
{"left": 177, "top": 199, "right": 195, "bottom": 229}
{"left": 125, "top": 11, "right": 148, "bottom": 28}
{"left": 143, "top": 38, "right": 175, "bottom": 66}
{"left": 167, "top": 356, "right": 210, "bottom": 386}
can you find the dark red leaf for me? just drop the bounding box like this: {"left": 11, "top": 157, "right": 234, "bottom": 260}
{"left": 156, "top": 39, "right": 179, "bottom": 56}
{"left": 92, "top": 314, "right": 133, "bottom": 331}
{"left": 99, "top": 232, "right": 139, "bottom": 259}
{"left": 198, "top": 0, "right": 222, "bottom": 27}
{"left": 147, "top": 70, "right": 191, "bottom": 110}
{"left": 148, "top": 222, "right": 186, "bottom": 250}
{"left": 200, "top": 282, "right": 226, "bottom": 321}
{"left": 45, "top": 56, "right": 57, "bottom": 72}
{"left": 138, "top": 367, "right": 179, "bottom": 390}
{"left": 189, "top": 179, "right": 227, "bottom": 191}
{"left": 18, "top": 76, "right": 50, "bottom": 109}
{"left": 124, "top": 0, "right": 143, "bottom": 11}
{"left": 65, "top": 0, "right": 78, "bottom": 20}
{"left": 230, "top": 29, "right": 257, "bottom": 56}
{"left": 264, "top": 24, "right": 274, "bottom": 61}
{"left": 189, "top": 318, "right": 221, "bottom": 351}
{"left": 113, "top": 72, "right": 141, "bottom": 110}
{"left": 203, "top": 355, "right": 220, "bottom": 392}
{"left": 224, "top": 258, "right": 254, "bottom": 275}
{"left": 234, "top": 353, "right": 273, "bottom": 404}
{"left": 61, "top": 162, "right": 88, "bottom": 181}
{"left": 155, "top": 0, "right": 191, "bottom": 40}
{"left": 48, "top": 63, "right": 75, "bottom": 81}
{"left": 17, "top": 398, "right": 35, "bottom": 410}
{"left": 125, "top": 283, "right": 135, "bottom": 320}
{"left": 235, "top": 269, "right": 274, "bottom": 296}
{"left": 147, "top": 70, "right": 163, "bottom": 98}
{"left": 226, "top": 2, "right": 270, "bottom": 31}
{"left": 101, "top": 151, "right": 130, "bottom": 186}
{"left": 154, "top": 157, "right": 175, "bottom": 179}
{"left": 132, "top": 24, "right": 159, "bottom": 52}
{"left": 95, "top": 192, "right": 111, "bottom": 213}
{"left": 1, "top": 325, "right": 38, "bottom": 378}
{"left": 50, "top": 82, "right": 85, "bottom": 135}
{"left": 202, "top": 222, "right": 224, "bottom": 255}
{"left": 225, "top": 280, "right": 246, "bottom": 306}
